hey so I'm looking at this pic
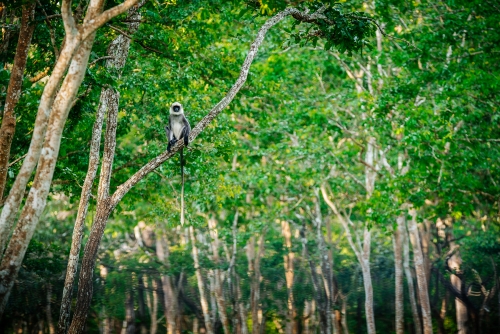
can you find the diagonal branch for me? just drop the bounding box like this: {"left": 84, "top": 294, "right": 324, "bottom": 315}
{"left": 80, "top": 0, "right": 141, "bottom": 41}
{"left": 110, "top": 7, "right": 320, "bottom": 207}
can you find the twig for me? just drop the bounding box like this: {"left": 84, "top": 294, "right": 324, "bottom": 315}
{"left": 89, "top": 56, "right": 114, "bottom": 66}
{"left": 348, "top": 14, "right": 422, "bottom": 51}
{"left": 108, "top": 24, "right": 166, "bottom": 55}
{"left": 8, "top": 154, "right": 27, "bottom": 167}
{"left": 36, "top": 0, "right": 60, "bottom": 59}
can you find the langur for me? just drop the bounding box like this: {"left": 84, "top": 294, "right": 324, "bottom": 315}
{"left": 165, "top": 102, "right": 191, "bottom": 226}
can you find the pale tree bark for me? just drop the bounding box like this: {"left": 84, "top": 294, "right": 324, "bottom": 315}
{"left": 137, "top": 275, "right": 148, "bottom": 334}
{"left": 207, "top": 217, "right": 230, "bottom": 334}
{"left": 246, "top": 233, "right": 264, "bottom": 333}
{"left": 226, "top": 211, "right": 249, "bottom": 334}
{"left": 122, "top": 290, "right": 136, "bottom": 334}
{"left": 0, "top": 0, "right": 139, "bottom": 251}
{"left": 340, "top": 294, "right": 349, "bottom": 334}
{"left": 144, "top": 276, "right": 158, "bottom": 334}
{"left": 189, "top": 226, "right": 214, "bottom": 334}
{"left": 394, "top": 215, "right": 404, "bottom": 334}
{"left": 250, "top": 233, "right": 265, "bottom": 334}
{"left": 0, "top": 0, "right": 140, "bottom": 317}
{"left": 321, "top": 138, "right": 377, "bottom": 334}
{"left": 0, "top": 2, "right": 36, "bottom": 201}
{"left": 402, "top": 217, "right": 423, "bottom": 334}
{"left": 59, "top": 7, "right": 329, "bottom": 332}
{"left": 408, "top": 209, "right": 433, "bottom": 334}
{"left": 312, "top": 193, "right": 340, "bottom": 334}
{"left": 157, "top": 232, "right": 181, "bottom": 334}
{"left": 448, "top": 234, "right": 468, "bottom": 334}
{"left": 0, "top": 32, "right": 97, "bottom": 315}
{"left": 299, "top": 224, "right": 330, "bottom": 334}
{"left": 281, "top": 220, "right": 297, "bottom": 334}
{"left": 57, "top": 5, "right": 142, "bottom": 332}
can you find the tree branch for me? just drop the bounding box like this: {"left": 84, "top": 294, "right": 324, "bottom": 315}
{"left": 109, "top": 6, "right": 321, "bottom": 207}
{"left": 81, "top": 0, "right": 141, "bottom": 41}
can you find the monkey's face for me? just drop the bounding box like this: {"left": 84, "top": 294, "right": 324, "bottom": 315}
{"left": 170, "top": 102, "right": 183, "bottom": 115}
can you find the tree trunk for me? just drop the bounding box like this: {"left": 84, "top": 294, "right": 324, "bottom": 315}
{"left": 408, "top": 209, "right": 433, "bottom": 334}
{"left": 144, "top": 276, "right": 158, "bottom": 334}
{"left": 157, "top": 233, "right": 180, "bottom": 334}
{"left": 448, "top": 237, "right": 467, "bottom": 334}
{"left": 0, "top": 2, "right": 35, "bottom": 201}
{"left": 251, "top": 233, "right": 265, "bottom": 334}
{"left": 46, "top": 283, "right": 55, "bottom": 334}
{"left": 57, "top": 60, "right": 106, "bottom": 334}
{"left": 137, "top": 275, "right": 148, "bottom": 334}
{"left": 281, "top": 220, "right": 297, "bottom": 334}
{"left": 57, "top": 4, "right": 141, "bottom": 326}
{"left": 207, "top": 217, "right": 231, "bottom": 334}
{"left": 190, "top": 226, "right": 214, "bottom": 334}
{"left": 0, "top": 31, "right": 97, "bottom": 316}
{"left": 394, "top": 216, "right": 405, "bottom": 334}
{"left": 402, "top": 216, "right": 422, "bottom": 334}
{"left": 0, "top": 0, "right": 139, "bottom": 318}
{"left": 124, "top": 290, "right": 136, "bottom": 334}
{"left": 299, "top": 224, "right": 331, "bottom": 334}
{"left": 359, "top": 227, "right": 376, "bottom": 334}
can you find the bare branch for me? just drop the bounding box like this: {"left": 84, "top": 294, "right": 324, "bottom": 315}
{"left": 89, "top": 56, "right": 114, "bottom": 66}
{"left": 107, "top": 24, "right": 166, "bottom": 55}
{"left": 8, "top": 154, "right": 27, "bottom": 167}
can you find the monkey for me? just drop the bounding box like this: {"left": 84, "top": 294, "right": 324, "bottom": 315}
{"left": 165, "top": 102, "right": 191, "bottom": 226}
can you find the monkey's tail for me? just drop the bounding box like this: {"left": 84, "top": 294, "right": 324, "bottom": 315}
{"left": 180, "top": 147, "right": 185, "bottom": 226}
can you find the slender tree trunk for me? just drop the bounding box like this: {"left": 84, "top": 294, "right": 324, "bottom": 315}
{"left": 281, "top": 220, "right": 297, "bottom": 334}
{"left": 251, "top": 233, "right": 265, "bottom": 334}
{"left": 322, "top": 138, "right": 378, "bottom": 334}
{"left": 359, "top": 227, "right": 375, "bottom": 334}
{"left": 190, "top": 226, "right": 214, "bottom": 334}
{"left": 300, "top": 225, "right": 329, "bottom": 334}
{"left": 394, "top": 216, "right": 405, "bottom": 334}
{"left": 144, "top": 276, "right": 158, "bottom": 334}
{"left": 341, "top": 295, "right": 349, "bottom": 334}
{"left": 408, "top": 209, "right": 433, "bottom": 334}
{"left": 137, "top": 275, "right": 148, "bottom": 334}
{"left": 0, "top": 2, "right": 36, "bottom": 201}
{"left": 157, "top": 233, "right": 180, "bottom": 334}
{"left": 448, "top": 237, "right": 468, "bottom": 334}
{"left": 46, "top": 283, "right": 55, "bottom": 334}
{"left": 403, "top": 217, "right": 423, "bottom": 334}
{"left": 125, "top": 290, "right": 136, "bottom": 334}
{"left": 208, "top": 217, "right": 231, "bottom": 334}
{"left": 57, "top": 58, "right": 106, "bottom": 334}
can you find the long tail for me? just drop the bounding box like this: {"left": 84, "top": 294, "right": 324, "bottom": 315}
{"left": 180, "top": 147, "right": 185, "bottom": 226}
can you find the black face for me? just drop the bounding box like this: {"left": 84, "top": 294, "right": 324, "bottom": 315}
{"left": 173, "top": 105, "right": 181, "bottom": 112}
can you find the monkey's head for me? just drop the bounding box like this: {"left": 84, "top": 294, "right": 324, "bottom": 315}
{"left": 170, "top": 102, "right": 184, "bottom": 115}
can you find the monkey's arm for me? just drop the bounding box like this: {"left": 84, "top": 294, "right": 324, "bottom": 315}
{"left": 166, "top": 117, "right": 177, "bottom": 152}
{"left": 182, "top": 117, "right": 191, "bottom": 146}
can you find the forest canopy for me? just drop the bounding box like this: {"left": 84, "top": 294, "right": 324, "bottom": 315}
{"left": 0, "top": 0, "right": 499, "bottom": 333}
